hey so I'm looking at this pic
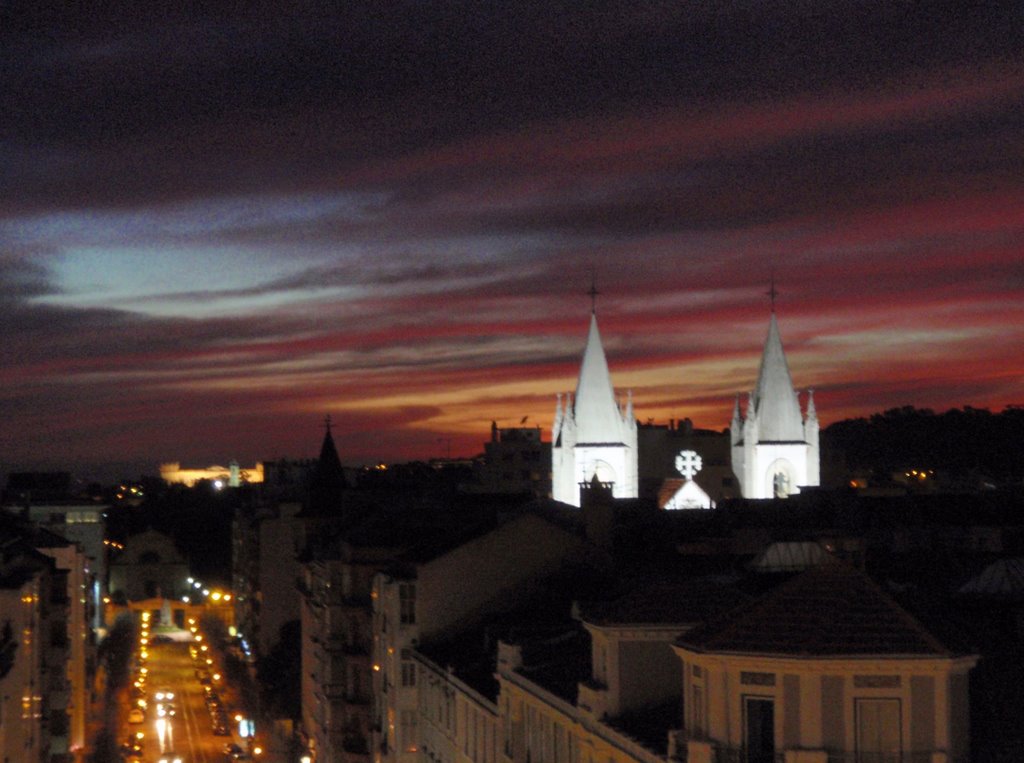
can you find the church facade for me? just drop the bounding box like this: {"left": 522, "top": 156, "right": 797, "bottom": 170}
{"left": 551, "top": 312, "right": 638, "bottom": 507}
{"left": 731, "top": 311, "right": 820, "bottom": 498}
{"left": 552, "top": 303, "right": 818, "bottom": 505}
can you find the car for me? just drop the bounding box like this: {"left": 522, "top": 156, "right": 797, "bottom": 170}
{"left": 157, "top": 754, "right": 184, "bottom": 763}
{"left": 222, "top": 742, "right": 248, "bottom": 759}
{"left": 154, "top": 688, "right": 175, "bottom": 701}
{"left": 152, "top": 634, "right": 173, "bottom": 644}
{"left": 119, "top": 735, "right": 144, "bottom": 761}
{"left": 127, "top": 707, "right": 145, "bottom": 724}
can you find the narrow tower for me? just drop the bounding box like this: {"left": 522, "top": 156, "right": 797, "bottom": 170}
{"left": 731, "top": 289, "right": 820, "bottom": 498}
{"left": 552, "top": 288, "right": 638, "bottom": 507}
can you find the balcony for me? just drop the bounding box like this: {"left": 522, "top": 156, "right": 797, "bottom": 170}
{"left": 577, "top": 679, "right": 609, "bottom": 717}
{"left": 665, "top": 740, "right": 951, "bottom": 763}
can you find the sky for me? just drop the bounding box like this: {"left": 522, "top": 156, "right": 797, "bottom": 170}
{"left": 1, "top": 1, "right": 1023, "bottom": 479}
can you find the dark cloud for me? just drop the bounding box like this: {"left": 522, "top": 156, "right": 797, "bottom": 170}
{"left": 1, "top": 1, "right": 1022, "bottom": 474}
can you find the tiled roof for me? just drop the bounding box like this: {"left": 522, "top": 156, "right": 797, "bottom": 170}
{"left": 583, "top": 576, "right": 751, "bottom": 627}
{"left": 678, "top": 561, "right": 956, "bottom": 657}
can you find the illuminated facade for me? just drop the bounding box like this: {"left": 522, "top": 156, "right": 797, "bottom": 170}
{"left": 552, "top": 311, "right": 638, "bottom": 507}
{"left": 730, "top": 311, "right": 820, "bottom": 499}
{"left": 0, "top": 535, "right": 71, "bottom": 763}
{"left": 159, "top": 460, "right": 264, "bottom": 487}
{"left": 673, "top": 563, "right": 976, "bottom": 763}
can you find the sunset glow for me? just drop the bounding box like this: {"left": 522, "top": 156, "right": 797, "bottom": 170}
{"left": 1, "top": 3, "right": 1022, "bottom": 477}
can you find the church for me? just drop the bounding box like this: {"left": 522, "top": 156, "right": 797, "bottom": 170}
{"left": 731, "top": 308, "right": 820, "bottom": 498}
{"left": 551, "top": 308, "right": 639, "bottom": 507}
{"left": 552, "top": 297, "right": 819, "bottom": 505}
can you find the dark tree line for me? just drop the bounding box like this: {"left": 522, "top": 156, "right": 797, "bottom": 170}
{"left": 823, "top": 406, "right": 1024, "bottom": 485}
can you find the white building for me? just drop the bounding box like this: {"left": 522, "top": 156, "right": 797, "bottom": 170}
{"left": 731, "top": 311, "right": 820, "bottom": 498}
{"left": 552, "top": 311, "right": 638, "bottom": 507}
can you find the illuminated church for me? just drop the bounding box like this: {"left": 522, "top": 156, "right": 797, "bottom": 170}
{"left": 551, "top": 307, "right": 638, "bottom": 507}
{"left": 730, "top": 308, "right": 820, "bottom": 498}
{"left": 553, "top": 292, "right": 818, "bottom": 505}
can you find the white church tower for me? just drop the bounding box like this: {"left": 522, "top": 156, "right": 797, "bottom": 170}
{"left": 731, "top": 302, "right": 820, "bottom": 499}
{"left": 552, "top": 296, "right": 638, "bottom": 507}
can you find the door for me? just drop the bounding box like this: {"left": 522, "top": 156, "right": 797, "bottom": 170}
{"left": 744, "top": 696, "right": 775, "bottom": 763}
{"left": 856, "top": 698, "right": 901, "bottom": 763}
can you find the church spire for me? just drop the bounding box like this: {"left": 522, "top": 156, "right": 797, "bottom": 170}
{"left": 306, "top": 417, "right": 346, "bottom": 516}
{"left": 573, "top": 312, "right": 624, "bottom": 442}
{"left": 752, "top": 312, "right": 805, "bottom": 441}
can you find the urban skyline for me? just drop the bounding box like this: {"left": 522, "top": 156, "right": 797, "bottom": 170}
{"left": 2, "top": 2, "right": 1022, "bottom": 478}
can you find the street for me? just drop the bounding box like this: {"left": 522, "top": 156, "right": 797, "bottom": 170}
{"left": 115, "top": 614, "right": 254, "bottom": 763}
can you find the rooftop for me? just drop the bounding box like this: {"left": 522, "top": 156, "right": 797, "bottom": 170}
{"left": 678, "top": 560, "right": 963, "bottom": 657}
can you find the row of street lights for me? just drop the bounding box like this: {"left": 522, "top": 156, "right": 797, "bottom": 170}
{"left": 182, "top": 576, "right": 233, "bottom": 604}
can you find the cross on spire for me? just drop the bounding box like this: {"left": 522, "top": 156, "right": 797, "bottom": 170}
{"left": 587, "top": 271, "right": 600, "bottom": 314}
{"left": 766, "top": 271, "right": 778, "bottom": 312}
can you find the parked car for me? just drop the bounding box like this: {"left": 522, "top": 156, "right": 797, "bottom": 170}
{"left": 223, "top": 742, "right": 248, "bottom": 759}
{"left": 128, "top": 707, "right": 145, "bottom": 724}
{"left": 120, "top": 734, "right": 144, "bottom": 761}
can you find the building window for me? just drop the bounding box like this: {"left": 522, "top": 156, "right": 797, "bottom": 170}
{"left": 399, "top": 584, "right": 416, "bottom": 624}
{"left": 401, "top": 655, "right": 416, "bottom": 687}
{"left": 743, "top": 696, "right": 774, "bottom": 763}
{"left": 740, "top": 671, "right": 776, "bottom": 687}
{"left": 691, "top": 684, "right": 704, "bottom": 736}
{"left": 855, "top": 698, "right": 901, "bottom": 763}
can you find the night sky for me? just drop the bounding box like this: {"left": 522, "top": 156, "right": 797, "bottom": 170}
{"left": 2, "top": 1, "right": 1023, "bottom": 478}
